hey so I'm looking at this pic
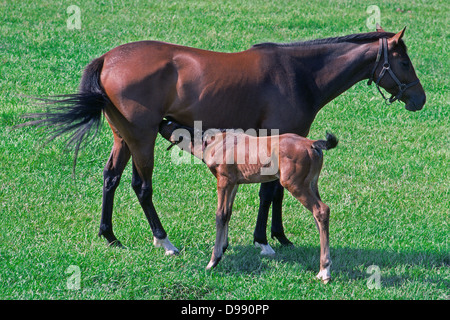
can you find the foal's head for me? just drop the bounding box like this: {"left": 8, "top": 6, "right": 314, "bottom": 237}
{"left": 371, "top": 27, "right": 426, "bottom": 111}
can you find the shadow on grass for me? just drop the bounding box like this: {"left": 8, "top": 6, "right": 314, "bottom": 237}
{"left": 218, "top": 243, "right": 449, "bottom": 287}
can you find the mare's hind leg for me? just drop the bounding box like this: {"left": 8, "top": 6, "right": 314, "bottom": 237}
{"left": 130, "top": 131, "right": 179, "bottom": 255}
{"left": 98, "top": 133, "right": 131, "bottom": 246}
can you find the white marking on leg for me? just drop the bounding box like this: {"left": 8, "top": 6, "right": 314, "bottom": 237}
{"left": 153, "top": 236, "right": 179, "bottom": 255}
{"left": 316, "top": 265, "right": 331, "bottom": 284}
{"left": 254, "top": 241, "right": 276, "bottom": 256}
{"left": 206, "top": 260, "right": 215, "bottom": 270}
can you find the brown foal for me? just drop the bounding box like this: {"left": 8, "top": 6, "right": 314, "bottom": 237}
{"left": 159, "top": 119, "right": 338, "bottom": 283}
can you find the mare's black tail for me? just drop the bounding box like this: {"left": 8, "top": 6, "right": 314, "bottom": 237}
{"left": 312, "top": 132, "right": 339, "bottom": 151}
{"left": 17, "top": 57, "right": 108, "bottom": 172}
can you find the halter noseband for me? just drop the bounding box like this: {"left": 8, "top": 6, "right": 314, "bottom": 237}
{"left": 368, "top": 38, "right": 420, "bottom": 105}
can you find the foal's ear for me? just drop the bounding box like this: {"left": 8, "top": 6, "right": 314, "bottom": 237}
{"left": 389, "top": 27, "right": 406, "bottom": 47}
{"left": 376, "top": 23, "right": 385, "bottom": 32}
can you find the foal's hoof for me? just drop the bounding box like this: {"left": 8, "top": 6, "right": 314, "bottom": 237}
{"left": 316, "top": 267, "right": 331, "bottom": 284}
{"left": 206, "top": 257, "right": 221, "bottom": 270}
{"left": 153, "top": 236, "right": 180, "bottom": 255}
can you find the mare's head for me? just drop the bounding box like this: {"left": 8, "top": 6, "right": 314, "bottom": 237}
{"left": 370, "top": 27, "right": 426, "bottom": 111}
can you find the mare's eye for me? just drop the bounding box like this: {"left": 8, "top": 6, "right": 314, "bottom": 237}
{"left": 401, "top": 60, "right": 410, "bottom": 68}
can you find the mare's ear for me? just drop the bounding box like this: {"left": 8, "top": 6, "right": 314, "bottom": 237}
{"left": 389, "top": 27, "right": 406, "bottom": 47}
{"left": 376, "top": 23, "right": 385, "bottom": 32}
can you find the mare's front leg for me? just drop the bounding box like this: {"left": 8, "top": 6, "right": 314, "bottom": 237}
{"left": 253, "top": 180, "right": 289, "bottom": 256}
{"left": 271, "top": 181, "right": 293, "bottom": 246}
{"left": 207, "top": 181, "right": 238, "bottom": 269}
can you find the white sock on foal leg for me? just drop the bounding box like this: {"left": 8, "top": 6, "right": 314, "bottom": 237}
{"left": 316, "top": 265, "right": 331, "bottom": 284}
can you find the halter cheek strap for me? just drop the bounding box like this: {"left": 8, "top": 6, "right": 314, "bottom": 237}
{"left": 368, "top": 38, "right": 420, "bottom": 105}
{"left": 368, "top": 38, "right": 383, "bottom": 86}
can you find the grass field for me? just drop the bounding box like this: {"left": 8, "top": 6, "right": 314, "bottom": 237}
{"left": 0, "top": 0, "right": 448, "bottom": 300}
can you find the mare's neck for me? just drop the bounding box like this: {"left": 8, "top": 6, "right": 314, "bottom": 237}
{"left": 290, "top": 41, "right": 378, "bottom": 112}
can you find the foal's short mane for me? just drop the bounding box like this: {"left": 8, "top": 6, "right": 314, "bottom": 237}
{"left": 253, "top": 32, "right": 406, "bottom": 50}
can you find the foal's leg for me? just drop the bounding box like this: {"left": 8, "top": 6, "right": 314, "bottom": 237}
{"left": 98, "top": 134, "right": 131, "bottom": 246}
{"left": 289, "top": 186, "right": 331, "bottom": 283}
{"left": 207, "top": 181, "right": 238, "bottom": 269}
{"left": 130, "top": 130, "right": 179, "bottom": 255}
{"left": 312, "top": 200, "right": 331, "bottom": 283}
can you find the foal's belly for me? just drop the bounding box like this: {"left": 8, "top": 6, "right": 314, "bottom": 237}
{"left": 235, "top": 163, "right": 279, "bottom": 184}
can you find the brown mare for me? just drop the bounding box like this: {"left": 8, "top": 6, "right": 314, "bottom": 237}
{"left": 22, "top": 27, "right": 425, "bottom": 261}
{"left": 158, "top": 119, "right": 338, "bottom": 282}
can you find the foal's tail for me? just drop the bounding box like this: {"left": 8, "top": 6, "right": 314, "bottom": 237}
{"left": 17, "top": 57, "right": 108, "bottom": 172}
{"left": 312, "top": 132, "right": 339, "bottom": 151}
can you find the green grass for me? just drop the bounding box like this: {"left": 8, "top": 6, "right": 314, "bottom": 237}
{"left": 0, "top": 0, "right": 448, "bottom": 300}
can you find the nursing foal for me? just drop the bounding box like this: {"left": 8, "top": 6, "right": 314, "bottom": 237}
{"left": 159, "top": 119, "right": 338, "bottom": 283}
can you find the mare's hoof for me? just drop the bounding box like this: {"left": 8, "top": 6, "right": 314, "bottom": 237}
{"left": 254, "top": 242, "right": 276, "bottom": 256}
{"left": 271, "top": 232, "right": 294, "bottom": 246}
{"left": 108, "top": 240, "right": 126, "bottom": 248}
{"left": 153, "top": 236, "right": 180, "bottom": 255}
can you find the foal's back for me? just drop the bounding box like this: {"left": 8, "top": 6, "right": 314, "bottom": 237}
{"left": 202, "top": 132, "right": 320, "bottom": 185}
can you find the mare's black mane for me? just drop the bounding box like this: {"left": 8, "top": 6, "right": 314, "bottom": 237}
{"left": 253, "top": 32, "right": 404, "bottom": 49}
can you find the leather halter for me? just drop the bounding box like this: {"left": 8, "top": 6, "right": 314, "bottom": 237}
{"left": 368, "top": 38, "right": 420, "bottom": 104}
